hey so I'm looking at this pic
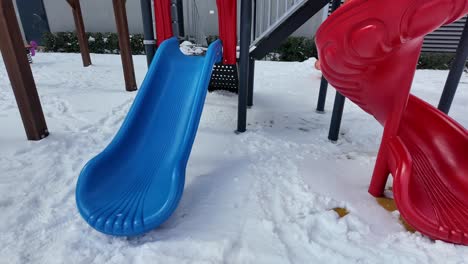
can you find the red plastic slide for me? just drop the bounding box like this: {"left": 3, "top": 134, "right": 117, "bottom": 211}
{"left": 316, "top": 0, "right": 468, "bottom": 244}
{"left": 216, "top": 0, "right": 237, "bottom": 65}
{"left": 154, "top": 0, "right": 173, "bottom": 45}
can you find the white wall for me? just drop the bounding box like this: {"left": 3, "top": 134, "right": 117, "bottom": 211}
{"left": 31, "top": 0, "right": 325, "bottom": 39}
{"left": 43, "top": 0, "right": 144, "bottom": 34}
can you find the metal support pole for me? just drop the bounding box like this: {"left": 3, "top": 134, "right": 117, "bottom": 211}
{"left": 0, "top": 0, "right": 49, "bottom": 140}
{"left": 323, "top": 0, "right": 347, "bottom": 141}
{"left": 316, "top": 77, "right": 328, "bottom": 112}
{"left": 67, "top": 0, "right": 91, "bottom": 67}
{"left": 315, "top": 0, "right": 343, "bottom": 112}
{"left": 438, "top": 18, "right": 468, "bottom": 114}
{"left": 237, "top": 0, "right": 252, "bottom": 133}
{"left": 113, "top": 0, "right": 138, "bottom": 92}
{"left": 247, "top": 0, "right": 256, "bottom": 107}
{"left": 247, "top": 57, "right": 255, "bottom": 107}
{"left": 251, "top": 0, "right": 257, "bottom": 41}
{"left": 172, "top": 0, "right": 184, "bottom": 37}
{"left": 141, "top": 0, "right": 156, "bottom": 66}
{"left": 328, "top": 92, "right": 346, "bottom": 142}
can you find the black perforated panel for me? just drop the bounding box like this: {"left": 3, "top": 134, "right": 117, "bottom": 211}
{"left": 209, "top": 63, "right": 239, "bottom": 92}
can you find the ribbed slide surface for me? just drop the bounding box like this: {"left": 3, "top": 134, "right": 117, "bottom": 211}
{"left": 316, "top": 0, "right": 468, "bottom": 244}
{"left": 76, "top": 38, "right": 222, "bottom": 236}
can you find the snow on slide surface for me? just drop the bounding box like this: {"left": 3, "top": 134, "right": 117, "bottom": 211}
{"left": 1, "top": 50, "right": 468, "bottom": 263}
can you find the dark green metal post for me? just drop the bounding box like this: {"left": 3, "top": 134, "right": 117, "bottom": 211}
{"left": 140, "top": 0, "right": 156, "bottom": 66}
{"left": 438, "top": 18, "right": 468, "bottom": 114}
{"left": 237, "top": 0, "right": 252, "bottom": 132}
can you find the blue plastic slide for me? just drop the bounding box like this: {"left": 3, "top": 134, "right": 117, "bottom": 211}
{"left": 76, "top": 38, "right": 222, "bottom": 236}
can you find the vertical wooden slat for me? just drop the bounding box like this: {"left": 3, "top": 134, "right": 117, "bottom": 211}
{"left": 0, "top": 0, "right": 49, "bottom": 140}
{"left": 276, "top": 0, "right": 279, "bottom": 21}
{"left": 113, "top": 0, "right": 137, "bottom": 92}
{"left": 267, "top": 0, "right": 271, "bottom": 27}
{"left": 66, "top": 0, "right": 91, "bottom": 67}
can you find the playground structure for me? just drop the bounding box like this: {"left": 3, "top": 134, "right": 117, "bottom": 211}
{"left": 76, "top": 0, "right": 236, "bottom": 236}
{"left": 74, "top": 0, "right": 331, "bottom": 236}
{"left": 66, "top": 0, "right": 139, "bottom": 91}
{"left": 237, "top": 0, "right": 330, "bottom": 132}
{"left": 315, "top": 2, "right": 468, "bottom": 142}
{"left": 0, "top": 0, "right": 48, "bottom": 140}
{"left": 77, "top": 37, "right": 223, "bottom": 236}
{"left": 1, "top": 0, "right": 468, "bottom": 245}
{"left": 316, "top": 0, "right": 468, "bottom": 244}
{"left": 0, "top": 0, "right": 140, "bottom": 140}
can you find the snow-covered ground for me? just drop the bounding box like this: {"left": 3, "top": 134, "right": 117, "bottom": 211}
{"left": 1, "top": 52, "right": 467, "bottom": 264}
